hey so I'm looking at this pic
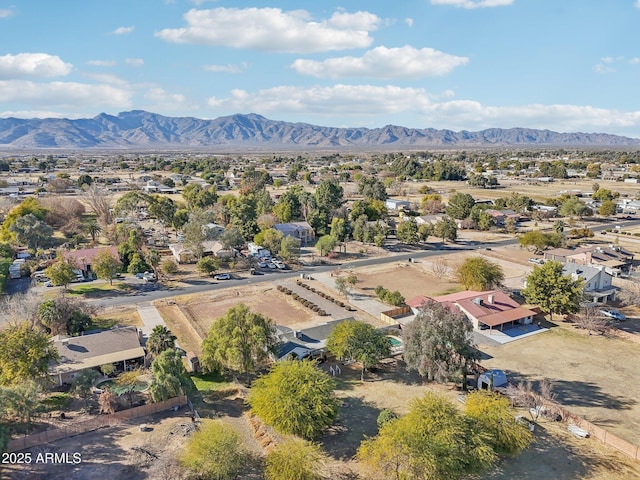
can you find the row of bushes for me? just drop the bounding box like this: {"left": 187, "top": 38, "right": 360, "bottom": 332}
{"left": 295, "top": 281, "right": 356, "bottom": 312}
{"left": 277, "top": 285, "right": 328, "bottom": 316}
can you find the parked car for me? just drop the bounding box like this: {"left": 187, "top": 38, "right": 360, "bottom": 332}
{"left": 599, "top": 309, "right": 626, "bottom": 321}
{"left": 214, "top": 273, "right": 231, "bottom": 280}
{"left": 529, "top": 258, "right": 545, "bottom": 265}
{"left": 257, "top": 262, "right": 268, "bottom": 268}
{"left": 44, "top": 281, "right": 53, "bottom": 287}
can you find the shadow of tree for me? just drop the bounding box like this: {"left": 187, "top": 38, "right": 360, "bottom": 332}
{"left": 507, "top": 372, "right": 636, "bottom": 411}
{"left": 320, "top": 396, "right": 381, "bottom": 460}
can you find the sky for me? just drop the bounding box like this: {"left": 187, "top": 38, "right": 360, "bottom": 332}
{"left": 1, "top": 1, "right": 640, "bottom": 137}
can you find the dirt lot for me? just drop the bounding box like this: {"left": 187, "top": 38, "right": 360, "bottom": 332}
{"left": 480, "top": 321, "right": 640, "bottom": 446}
{"left": 320, "top": 359, "right": 640, "bottom": 480}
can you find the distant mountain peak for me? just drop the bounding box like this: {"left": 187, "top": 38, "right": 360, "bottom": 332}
{"left": 0, "top": 110, "right": 638, "bottom": 149}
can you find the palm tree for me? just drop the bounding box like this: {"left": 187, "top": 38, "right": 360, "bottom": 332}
{"left": 85, "top": 219, "right": 101, "bottom": 243}
{"left": 146, "top": 325, "right": 177, "bottom": 357}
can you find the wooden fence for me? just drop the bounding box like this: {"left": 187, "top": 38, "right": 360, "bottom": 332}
{"left": 380, "top": 306, "right": 412, "bottom": 325}
{"left": 8, "top": 395, "right": 187, "bottom": 452}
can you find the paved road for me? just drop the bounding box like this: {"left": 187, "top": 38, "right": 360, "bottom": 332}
{"left": 83, "top": 218, "right": 640, "bottom": 309}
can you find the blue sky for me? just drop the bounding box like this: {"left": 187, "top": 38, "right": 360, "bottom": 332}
{"left": 1, "top": 1, "right": 640, "bottom": 137}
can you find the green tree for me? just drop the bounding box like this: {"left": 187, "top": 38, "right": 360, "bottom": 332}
{"left": 9, "top": 213, "right": 54, "bottom": 251}
{"left": 127, "top": 253, "right": 150, "bottom": 275}
{"left": 114, "top": 369, "right": 142, "bottom": 407}
{"left": 559, "top": 196, "right": 592, "bottom": 218}
{"left": 357, "top": 392, "right": 495, "bottom": 480}
{"left": 326, "top": 320, "right": 391, "bottom": 381}
{"left": 44, "top": 259, "right": 76, "bottom": 290}
{"left": 146, "top": 249, "right": 161, "bottom": 278}
{"left": 315, "top": 235, "right": 337, "bottom": 256}
{"left": 329, "top": 216, "right": 348, "bottom": 242}
{"left": 36, "top": 295, "right": 94, "bottom": 336}
{"left": 84, "top": 219, "right": 101, "bottom": 243}
{"left": 464, "top": 391, "right": 532, "bottom": 455}
{"left": 180, "top": 420, "right": 244, "bottom": 480}
{"left": 279, "top": 235, "right": 301, "bottom": 261}
{"left": 220, "top": 226, "right": 245, "bottom": 250}
{"left": 314, "top": 179, "right": 344, "bottom": 213}
{"left": 149, "top": 349, "right": 196, "bottom": 402}
{"left": 0, "top": 198, "right": 48, "bottom": 242}
{"left": 521, "top": 260, "right": 584, "bottom": 321}
{"left": 0, "top": 380, "right": 42, "bottom": 429}
{"left": 403, "top": 301, "right": 478, "bottom": 384}
{"left": 76, "top": 174, "right": 93, "bottom": 188}
{"left": 0, "top": 323, "right": 58, "bottom": 385}
{"left": 72, "top": 369, "right": 99, "bottom": 407}
{"left": 196, "top": 256, "right": 219, "bottom": 276}
{"left": 518, "top": 230, "right": 562, "bottom": 254}
{"left": 418, "top": 223, "right": 433, "bottom": 242}
{"left": 92, "top": 249, "right": 122, "bottom": 285}
{"left": 446, "top": 193, "right": 475, "bottom": 220}
{"left": 396, "top": 218, "right": 419, "bottom": 244}
{"left": 148, "top": 195, "right": 177, "bottom": 226}
{"left": 146, "top": 325, "right": 177, "bottom": 357}
{"left": 201, "top": 304, "right": 277, "bottom": 376}
{"left": 182, "top": 184, "right": 218, "bottom": 210}
{"left": 599, "top": 200, "right": 617, "bottom": 216}
{"left": 456, "top": 256, "right": 505, "bottom": 291}
{"left": 257, "top": 228, "right": 284, "bottom": 257}
{"left": 247, "top": 360, "right": 339, "bottom": 439}
{"left": 161, "top": 259, "right": 178, "bottom": 275}
{"left": 265, "top": 439, "right": 327, "bottom": 480}
{"left": 433, "top": 216, "right": 458, "bottom": 242}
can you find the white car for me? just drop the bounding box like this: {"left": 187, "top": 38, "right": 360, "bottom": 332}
{"left": 529, "top": 258, "right": 544, "bottom": 265}
{"left": 214, "top": 273, "right": 231, "bottom": 280}
{"left": 599, "top": 309, "right": 626, "bottom": 321}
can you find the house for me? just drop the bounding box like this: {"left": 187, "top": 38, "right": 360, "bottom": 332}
{"left": 274, "top": 318, "right": 353, "bottom": 361}
{"left": 168, "top": 240, "right": 234, "bottom": 263}
{"left": 561, "top": 263, "right": 617, "bottom": 304}
{"left": 63, "top": 246, "right": 120, "bottom": 278}
{"left": 485, "top": 209, "right": 520, "bottom": 226}
{"left": 49, "top": 326, "right": 145, "bottom": 386}
{"left": 273, "top": 221, "right": 315, "bottom": 245}
{"left": 385, "top": 198, "right": 411, "bottom": 211}
{"left": 544, "top": 245, "right": 633, "bottom": 276}
{"left": 407, "top": 290, "right": 537, "bottom": 333}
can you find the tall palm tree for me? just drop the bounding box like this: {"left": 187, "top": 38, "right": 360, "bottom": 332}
{"left": 84, "top": 219, "right": 101, "bottom": 243}
{"left": 146, "top": 325, "right": 177, "bottom": 357}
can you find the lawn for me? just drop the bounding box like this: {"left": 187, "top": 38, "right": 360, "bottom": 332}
{"left": 38, "top": 392, "right": 73, "bottom": 413}
{"left": 68, "top": 281, "right": 131, "bottom": 296}
{"left": 190, "top": 371, "right": 233, "bottom": 393}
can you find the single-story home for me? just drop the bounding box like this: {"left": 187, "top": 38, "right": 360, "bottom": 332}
{"left": 63, "top": 246, "right": 120, "bottom": 278}
{"left": 274, "top": 318, "right": 353, "bottom": 361}
{"left": 168, "top": 240, "right": 235, "bottom": 263}
{"left": 407, "top": 290, "right": 537, "bottom": 333}
{"left": 385, "top": 198, "right": 411, "bottom": 211}
{"left": 544, "top": 245, "right": 633, "bottom": 275}
{"left": 49, "top": 326, "right": 145, "bottom": 386}
{"left": 273, "top": 221, "right": 315, "bottom": 245}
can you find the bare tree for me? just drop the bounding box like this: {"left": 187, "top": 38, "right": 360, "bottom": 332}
{"left": 430, "top": 258, "right": 452, "bottom": 280}
{"left": 0, "top": 290, "right": 42, "bottom": 327}
{"left": 82, "top": 184, "right": 113, "bottom": 227}
{"left": 573, "top": 307, "right": 608, "bottom": 335}
{"left": 618, "top": 281, "right": 640, "bottom": 307}
{"left": 506, "top": 379, "right": 559, "bottom": 422}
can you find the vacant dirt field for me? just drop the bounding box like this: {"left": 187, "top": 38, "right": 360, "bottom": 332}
{"left": 321, "top": 359, "right": 640, "bottom": 480}
{"left": 480, "top": 321, "right": 640, "bottom": 446}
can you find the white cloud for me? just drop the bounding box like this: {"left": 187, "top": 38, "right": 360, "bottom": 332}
{"left": 143, "top": 87, "right": 196, "bottom": 113}
{"left": 630, "top": 57, "right": 640, "bottom": 64}
{"left": 431, "top": 0, "right": 513, "bottom": 8}
{"left": 0, "top": 110, "right": 85, "bottom": 119}
{"left": 111, "top": 26, "right": 135, "bottom": 35}
{"left": 0, "top": 80, "right": 132, "bottom": 108}
{"left": 208, "top": 84, "right": 433, "bottom": 115}
{"left": 291, "top": 46, "right": 468, "bottom": 79}
{"left": 423, "top": 101, "right": 640, "bottom": 134}
{"left": 125, "top": 58, "right": 144, "bottom": 67}
{"left": 156, "top": 7, "right": 379, "bottom": 53}
{"left": 405, "top": 18, "right": 414, "bottom": 27}
{"left": 636, "top": 1, "right": 640, "bottom": 8}
{"left": 0, "top": 8, "right": 14, "bottom": 18}
{"left": 204, "top": 62, "right": 248, "bottom": 74}
{"left": 87, "top": 60, "right": 117, "bottom": 67}
{"left": 593, "top": 63, "right": 615, "bottom": 74}
{"left": 0, "top": 53, "right": 72, "bottom": 79}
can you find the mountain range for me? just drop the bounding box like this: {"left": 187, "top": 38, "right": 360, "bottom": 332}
{"left": 0, "top": 110, "right": 638, "bottom": 149}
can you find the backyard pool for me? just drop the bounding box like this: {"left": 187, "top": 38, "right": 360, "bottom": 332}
{"left": 95, "top": 379, "right": 150, "bottom": 393}
{"left": 387, "top": 335, "right": 403, "bottom": 347}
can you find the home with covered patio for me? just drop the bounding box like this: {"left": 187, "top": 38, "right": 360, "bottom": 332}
{"left": 407, "top": 290, "right": 537, "bottom": 333}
